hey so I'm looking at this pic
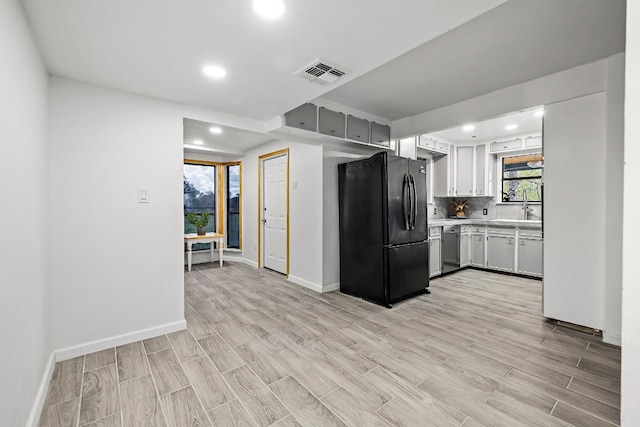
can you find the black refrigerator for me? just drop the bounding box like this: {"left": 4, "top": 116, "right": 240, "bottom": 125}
{"left": 338, "top": 152, "right": 430, "bottom": 307}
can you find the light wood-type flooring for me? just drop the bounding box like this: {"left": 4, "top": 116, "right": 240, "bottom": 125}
{"left": 39, "top": 263, "right": 621, "bottom": 426}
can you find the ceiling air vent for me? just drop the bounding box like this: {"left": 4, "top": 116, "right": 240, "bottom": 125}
{"left": 295, "top": 59, "right": 349, "bottom": 85}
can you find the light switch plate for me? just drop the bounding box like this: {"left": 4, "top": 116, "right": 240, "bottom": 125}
{"left": 483, "top": 208, "right": 488, "bottom": 215}
{"left": 138, "top": 188, "right": 150, "bottom": 203}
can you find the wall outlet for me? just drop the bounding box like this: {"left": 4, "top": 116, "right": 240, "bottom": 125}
{"left": 483, "top": 208, "right": 488, "bottom": 215}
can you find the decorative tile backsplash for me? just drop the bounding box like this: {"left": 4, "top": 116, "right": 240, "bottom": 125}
{"left": 430, "top": 197, "right": 541, "bottom": 221}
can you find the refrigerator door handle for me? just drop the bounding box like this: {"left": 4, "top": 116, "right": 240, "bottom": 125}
{"left": 407, "top": 174, "right": 414, "bottom": 230}
{"left": 403, "top": 174, "right": 410, "bottom": 230}
{"left": 409, "top": 174, "right": 417, "bottom": 230}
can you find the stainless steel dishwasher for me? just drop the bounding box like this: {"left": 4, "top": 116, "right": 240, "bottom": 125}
{"left": 442, "top": 225, "right": 461, "bottom": 274}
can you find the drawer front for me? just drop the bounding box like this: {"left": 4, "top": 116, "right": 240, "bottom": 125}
{"left": 435, "top": 141, "right": 449, "bottom": 152}
{"left": 471, "top": 226, "right": 486, "bottom": 233}
{"left": 490, "top": 138, "right": 522, "bottom": 152}
{"left": 460, "top": 225, "right": 471, "bottom": 234}
{"left": 429, "top": 227, "right": 441, "bottom": 237}
{"left": 518, "top": 228, "right": 542, "bottom": 238}
{"left": 487, "top": 226, "right": 516, "bottom": 236}
{"left": 418, "top": 135, "right": 435, "bottom": 149}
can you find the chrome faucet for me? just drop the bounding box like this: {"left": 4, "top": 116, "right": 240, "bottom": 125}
{"left": 522, "top": 191, "right": 530, "bottom": 220}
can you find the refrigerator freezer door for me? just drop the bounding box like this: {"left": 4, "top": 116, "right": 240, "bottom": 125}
{"left": 386, "top": 241, "right": 430, "bottom": 303}
{"left": 408, "top": 159, "right": 428, "bottom": 242}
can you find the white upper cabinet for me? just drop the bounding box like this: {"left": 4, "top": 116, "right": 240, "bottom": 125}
{"left": 417, "top": 135, "right": 448, "bottom": 155}
{"left": 433, "top": 152, "right": 452, "bottom": 197}
{"left": 455, "top": 146, "right": 474, "bottom": 196}
{"left": 475, "top": 144, "right": 486, "bottom": 196}
{"left": 524, "top": 135, "right": 542, "bottom": 148}
{"left": 490, "top": 138, "right": 523, "bottom": 153}
{"left": 433, "top": 142, "right": 492, "bottom": 198}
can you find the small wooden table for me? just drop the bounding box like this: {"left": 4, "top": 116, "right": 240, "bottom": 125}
{"left": 184, "top": 233, "right": 224, "bottom": 271}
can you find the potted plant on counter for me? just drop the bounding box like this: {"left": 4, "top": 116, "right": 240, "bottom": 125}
{"left": 187, "top": 212, "right": 210, "bottom": 235}
{"left": 451, "top": 199, "right": 471, "bottom": 218}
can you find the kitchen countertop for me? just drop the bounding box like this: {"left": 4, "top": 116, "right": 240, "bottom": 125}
{"left": 428, "top": 218, "right": 542, "bottom": 229}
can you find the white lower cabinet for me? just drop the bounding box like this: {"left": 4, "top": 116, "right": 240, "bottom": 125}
{"left": 460, "top": 226, "right": 471, "bottom": 267}
{"left": 471, "top": 234, "right": 486, "bottom": 267}
{"left": 517, "top": 237, "right": 543, "bottom": 277}
{"left": 429, "top": 237, "right": 441, "bottom": 277}
{"left": 428, "top": 223, "right": 541, "bottom": 278}
{"left": 487, "top": 234, "right": 515, "bottom": 272}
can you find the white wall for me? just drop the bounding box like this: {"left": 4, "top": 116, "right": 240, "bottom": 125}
{"left": 242, "top": 140, "right": 324, "bottom": 290}
{"left": 0, "top": 1, "right": 52, "bottom": 426}
{"left": 543, "top": 92, "right": 607, "bottom": 330}
{"left": 542, "top": 54, "right": 624, "bottom": 339}
{"left": 392, "top": 58, "right": 608, "bottom": 138}
{"left": 48, "top": 78, "right": 188, "bottom": 358}
{"left": 622, "top": 0, "right": 640, "bottom": 423}
{"left": 604, "top": 53, "right": 625, "bottom": 345}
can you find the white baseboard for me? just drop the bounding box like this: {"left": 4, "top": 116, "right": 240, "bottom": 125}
{"left": 54, "top": 320, "right": 186, "bottom": 361}
{"left": 322, "top": 282, "right": 340, "bottom": 293}
{"left": 287, "top": 275, "right": 323, "bottom": 293}
{"left": 225, "top": 256, "right": 258, "bottom": 268}
{"left": 26, "top": 352, "right": 55, "bottom": 427}
{"left": 603, "top": 331, "right": 621, "bottom": 347}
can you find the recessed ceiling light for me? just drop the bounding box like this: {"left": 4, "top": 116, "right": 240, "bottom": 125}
{"left": 252, "top": 0, "right": 286, "bottom": 20}
{"left": 209, "top": 126, "right": 222, "bottom": 134}
{"left": 462, "top": 124, "right": 475, "bottom": 132}
{"left": 505, "top": 124, "right": 518, "bottom": 131}
{"left": 193, "top": 140, "right": 204, "bottom": 145}
{"left": 534, "top": 109, "right": 545, "bottom": 117}
{"left": 202, "top": 65, "right": 226, "bottom": 79}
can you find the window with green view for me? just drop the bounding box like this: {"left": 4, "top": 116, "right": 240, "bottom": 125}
{"left": 501, "top": 153, "right": 542, "bottom": 202}
{"left": 184, "top": 163, "right": 216, "bottom": 249}
{"left": 226, "top": 164, "right": 241, "bottom": 249}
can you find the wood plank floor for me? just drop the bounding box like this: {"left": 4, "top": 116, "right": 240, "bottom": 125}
{"left": 38, "top": 263, "right": 621, "bottom": 426}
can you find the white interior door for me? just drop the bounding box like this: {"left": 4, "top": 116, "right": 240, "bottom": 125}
{"left": 263, "top": 154, "right": 288, "bottom": 274}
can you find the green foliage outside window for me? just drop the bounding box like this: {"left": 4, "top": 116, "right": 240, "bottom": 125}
{"left": 502, "top": 154, "right": 542, "bottom": 202}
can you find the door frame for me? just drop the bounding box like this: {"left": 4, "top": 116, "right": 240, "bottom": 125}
{"left": 258, "top": 148, "right": 290, "bottom": 275}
